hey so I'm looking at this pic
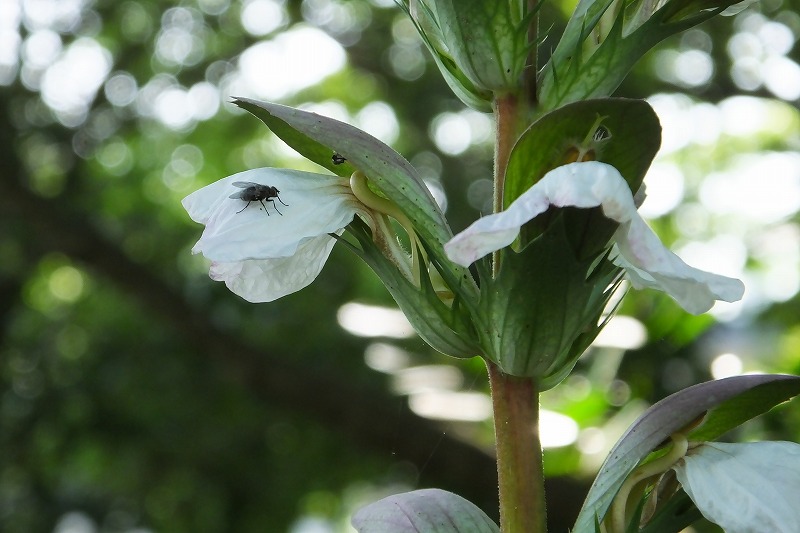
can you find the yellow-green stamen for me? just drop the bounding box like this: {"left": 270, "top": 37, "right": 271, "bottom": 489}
{"left": 349, "top": 171, "right": 427, "bottom": 286}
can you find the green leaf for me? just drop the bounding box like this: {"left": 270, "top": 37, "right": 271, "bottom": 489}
{"left": 232, "top": 97, "right": 479, "bottom": 303}
{"left": 543, "top": 0, "right": 617, "bottom": 75}
{"left": 419, "top": 38, "right": 495, "bottom": 112}
{"left": 573, "top": 374, "right": 800, "bottom": 533}
{"left": 535, "top": 0, "right": 617, "bottom": 110}
{"left": 688, "top": 376, "right": 800, "bottom": 442}
{"left": 352, "top": 488, "right": 499, "bottom": 533}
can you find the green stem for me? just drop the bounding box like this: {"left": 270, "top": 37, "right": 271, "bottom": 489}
{"left": 490, "top": 17, "right": 543, "bottom": 529}
{"left": 490, "top": 7, "right": 543, "bottom": 531}
{"left": 492, "top": 94, "right": 520, "bottom": 222}
{"left": 489, "top": 362, "right": 547, "bottom": 533}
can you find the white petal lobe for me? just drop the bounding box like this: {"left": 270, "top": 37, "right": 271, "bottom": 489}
{"left": 444, "top": 161, "right": 744, "bottom": 313}
{"left": 182, "top": 168, "right": 364, "bottom": 302}
{"left": 674, "top": 441, "right": 800, "bottom": 533}
{"left": 209, "top": 234, "right": 339, "bottom": 302}
{"left": 183, "top": 168, "right": 358, "bottom": 262}
{"left": 445, "top": 163, "right": 637, "bottom": 266}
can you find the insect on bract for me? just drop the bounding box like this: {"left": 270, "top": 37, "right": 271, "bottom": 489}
{"left": 332, "top": 153, "right": 347, "bottom": 165}
{"left": 229, "top": 181, "right": 289, "bottom": 215}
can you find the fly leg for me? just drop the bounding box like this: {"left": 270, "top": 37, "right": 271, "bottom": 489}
{"left": 268, "top": 199, "right": 283, "bottom": 216}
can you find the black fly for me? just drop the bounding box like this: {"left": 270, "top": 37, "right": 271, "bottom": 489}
{"left": 332, "top": 153, "right": 347, "bottom": 165}
{"left": 229, "top": 181, "right": 288, "bottom": 215}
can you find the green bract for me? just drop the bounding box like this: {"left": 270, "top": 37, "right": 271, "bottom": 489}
{"left": 342, "top": 219, "right": 480, "bottom": 358}
{"left": 539, "top": 0, "right": 744, "bottom": 109}
{"left": 403, "top": 0, "right": 531, "bottom": 108}
{"left": 504, "top": 98, "right": 660, "bottom": 208}
{"left": 402, "top": 1, "right": 492, "bottom": 111}
{"left": 480, "top": 217, "right": 623, "bottom": 383}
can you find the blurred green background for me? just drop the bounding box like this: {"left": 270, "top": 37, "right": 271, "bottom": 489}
{"left": 1, "top": 0, "right": 799, "bottom": 531}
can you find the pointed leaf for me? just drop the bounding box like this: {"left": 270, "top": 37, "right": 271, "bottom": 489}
{"left": 573, "top": 374, "right": 800, "bottom": 533}
{"left": 545, "top": 0, "right": 616, "bottom": 73}
{"left": 352, "top": 489, "right": 499, "bottom": 533}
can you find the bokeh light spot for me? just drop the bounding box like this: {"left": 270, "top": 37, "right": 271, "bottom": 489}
{"left": 241, "top": 0, "right": 286, "bottom": 36}
{"left": 233, "top": 25, "right": 345, "bottom": 100}
{"left": 48, "top": 265, "right": 85, "bottom": 303}
{"left": 337, "top": 302, "right": 415, "bottom": 338}
{"left": 710, "top": 352, "right": 743, "bottom": 379}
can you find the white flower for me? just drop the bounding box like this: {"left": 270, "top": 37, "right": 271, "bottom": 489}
{"left": 444, "top": 161, "right": 744, "bottom": 314}
{"left": 183, "top": 168, "right": 368, "bottom": 302}
{"left": 673, "top": 441, "right": 800, "bottom": 533}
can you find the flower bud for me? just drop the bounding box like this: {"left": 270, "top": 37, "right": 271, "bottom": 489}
{"left": 405, "top": 0, "right": 529, "bottom": 108}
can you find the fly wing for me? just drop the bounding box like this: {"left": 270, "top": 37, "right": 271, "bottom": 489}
{"left": 230, "top": 181, "right": 259, "bottom": 199}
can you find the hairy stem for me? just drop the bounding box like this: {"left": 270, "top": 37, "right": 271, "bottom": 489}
{"left": 489, "top": 362, "right": 547, "bottom": 533}
{"left": 492, "top": 94, "right": 520, "bottom": 222}
{"left": 489, "top": 6, "right": 545, "bottom": 531}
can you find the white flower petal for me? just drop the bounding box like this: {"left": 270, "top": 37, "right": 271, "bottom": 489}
{"left": 611, "top": 206, "right": 744, "bottom": 315}
{"left": 208, "top": 233, "right": 339, "bottom": 302}
{"left": 444, "top": 161, "right": 744, "bottom": 314}
{"left": 182, "top": 168, "right": 361, "bottom": 262}
{"left": 445, "top": 162, "right": 635, "bottom": 266}
{"left": 612, "top": 243, "right": 743, "bottom": 314}
{"left": 673, "top": 441, "right": 800, "bottom": 533}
